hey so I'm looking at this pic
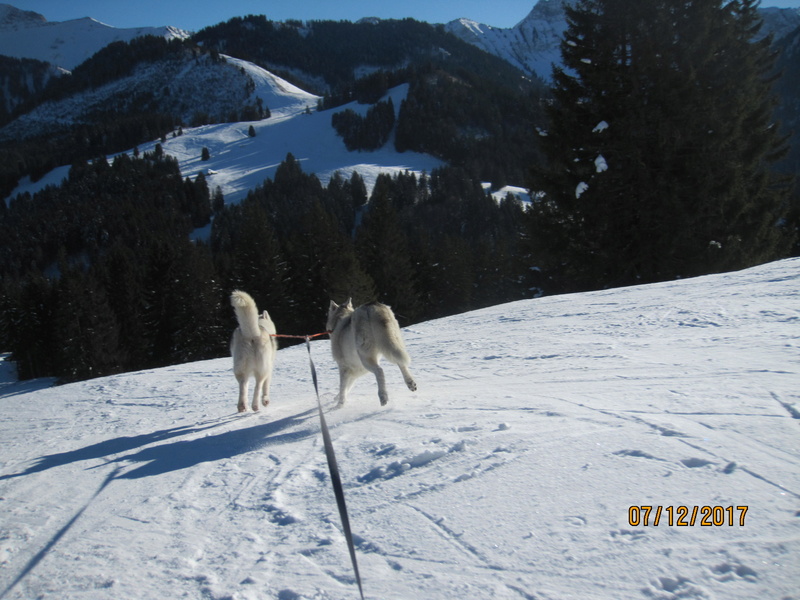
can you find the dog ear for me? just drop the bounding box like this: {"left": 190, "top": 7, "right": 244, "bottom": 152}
{"left": 329, "top": 300, "right": 339, "bottom": 311}
{"left": 346, "top": 298, "right": 353, "bottom": 309}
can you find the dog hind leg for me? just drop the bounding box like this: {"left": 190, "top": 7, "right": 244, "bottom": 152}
{"left": 261, "top": 365, "right": 272, "bottom": 406}
{"left": 236, "top": 373, "right": 249, "bottom": 412}
{"left": 261, "top": 370, "right": 271, "bottom": 407}
{"left": 360, "top": 354, "right": 389, "bottom": 406}
{"left": 336, "top": 367, "right": 359, "bottom": 408}
{"left": 398, "top": 364, "right": 417, "bottom": 392}
{"left": 252, "top": 376, "right": 266, "bottom": 412}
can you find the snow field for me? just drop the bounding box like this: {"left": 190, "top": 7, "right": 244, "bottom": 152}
{"left": 1, "top": 258, "right": 799, "bottom": 599}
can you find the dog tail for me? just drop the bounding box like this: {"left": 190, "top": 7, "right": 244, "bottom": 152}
{"left": 373, "top": 305, "right": 411, "bottom": 366}
{"left": 230, "top": 290, "right": 261, "bottom": 340}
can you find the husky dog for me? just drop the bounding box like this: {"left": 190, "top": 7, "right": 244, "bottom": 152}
{"left": 230, "top": 290, "right": 277, "bottom": 413}
{"left": 327, "top": 299, "right": 417, "bottom": 407}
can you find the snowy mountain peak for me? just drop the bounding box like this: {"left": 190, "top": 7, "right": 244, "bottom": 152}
{"left": 759, "top": 6, "right": 800, "bottom": 41}
{"left": 451, "top": 18, "right": 494, "bottom": 38}
{"left": 445, "top": 0, "right": 574, "bottom": 81}
{"left": 515, "top": 0, "right": 574, "bottom": 27}
{"left": 0, "top": 3, "right": 46, "bottom": 28}
{"left": 447, "top": 0, "right": 800, "bottom": 82}
{"left": 0, "top": 3, "right": 190, "bottom": 70}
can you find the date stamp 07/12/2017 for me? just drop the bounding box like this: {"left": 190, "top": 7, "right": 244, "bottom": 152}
{"left": 628, "top": 505, "right": 749, "bottom": 527}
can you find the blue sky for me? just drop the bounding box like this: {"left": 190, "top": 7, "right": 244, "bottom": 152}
{"left": 17, "top": 0, "right": 800, "bottom": 32}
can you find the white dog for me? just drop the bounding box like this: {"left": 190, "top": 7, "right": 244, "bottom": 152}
{"left": 230, "top": 290, "right": 277, "bottom": 413}
{"left": 327, "top": 299, "right": 417, "bottom": 407}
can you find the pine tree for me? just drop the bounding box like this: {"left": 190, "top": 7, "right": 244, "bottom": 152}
{"left": 349, "top": 171, "right": 368, "bottom": 210}
{"left": 165, "top": 242, "right": 226, "bottom": 364}
{"left": 212, "top": 186, "right": 225, "bottom": 214}
{"left": 54, "top": 267, "right": 121, "bottom": 382}
{"left": 529, "top": 0, "right": 794, "bottom": 289}
{"left": 355, "top": 184, "right": 421, "bottom": 323}
{"left": 227, "top": 200, "right": 292, "bottom": 323}
{"left": 95, "top": 242, "right": 147, "bottom": 370}
{"left": 289, "top": 200, "right": 376, "bottom": 327}
{"left": 8, "top": 275, "right": 56, "bottom": 380}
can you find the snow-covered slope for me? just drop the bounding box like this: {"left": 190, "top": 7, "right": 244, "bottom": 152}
{"left": 445, "top": 0, "right": 573, "bottom": 82}
{"left": 7, "top": 77, "right": 442, "bottom": 206}
{"left": 134, "top": 82, "right": 441, "bottom": 204}
{"left": 0, "top": 52, "right": 318, "bottom": 144}
{"left": 0, "top": 3, "right": 189, "bottom": 71}
{"left": 1, "top": 257, "right": 798, "bottom": 600}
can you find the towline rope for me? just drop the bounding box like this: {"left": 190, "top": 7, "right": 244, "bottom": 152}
{"left": 278, "top": 332, "right": 364, "bottom": 599}
{"left": 271, "top": 331, "right": 331, "bottom": 340}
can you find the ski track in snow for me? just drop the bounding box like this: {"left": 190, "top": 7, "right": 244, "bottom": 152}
{"left": 1, "top": 259, "right": 799, "bottom": 599}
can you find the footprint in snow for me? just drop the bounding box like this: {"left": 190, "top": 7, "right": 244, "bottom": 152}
{"left": 680, "top": 457, "right": 714, "bottom": 468}
{"left": 641, "top": 575, "right": 710, "bottom": 599}
{"left": 610, "top": 529, "right": 647, "bottom": 543}
{"left": 711, "top": 562, "right": 758, "bottom": 581}
{"left": 612, "top": 449, "right": 667, "bottom": 461}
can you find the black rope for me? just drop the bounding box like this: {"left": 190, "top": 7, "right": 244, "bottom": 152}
{"left": 305, "top": 336, "right": 365, "bottom": 600}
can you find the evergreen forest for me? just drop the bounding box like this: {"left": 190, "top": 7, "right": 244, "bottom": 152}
{"left": 528, "top": 0, "right": 797, "bottom": 288}
{"left": 1, "top": 0, "right": 798, "bottom": 384}
{"left": 0, "top": 152, "right": 531, "bottom": 382}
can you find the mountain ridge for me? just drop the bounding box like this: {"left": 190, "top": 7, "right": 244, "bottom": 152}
{"left": 0, "top": 3, "right": 190, "bottom": 71}
{"left": 446, "top": 0, "right": 800, "bottom": 82}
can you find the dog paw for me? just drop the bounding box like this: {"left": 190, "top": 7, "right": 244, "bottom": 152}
{"left": 379, "top": 392, "right": 389, "bottom": 406}
{"left": 238, "top": 404, "right": 246, "bottom": 413}
{"left": 261, "top": 398, "right": 270, "bottom": 407}
{"left": 407, "top": 380, "right": 417, "bottom": 392}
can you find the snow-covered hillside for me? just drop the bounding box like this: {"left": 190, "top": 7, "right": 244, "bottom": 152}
{"left": 1, "top": 258, "right": 798, "bottom": 600}
{"left": 7, "top": 73, "right": 443, "bottom": 207}
{"left": 133, "top": 81, "right": 442, "bottom": 204}
{"left": 0, "top": 3, "right": 189, "bottom": 71}
{"left": 0, "top": 52, "right": 317, "bottom": 144}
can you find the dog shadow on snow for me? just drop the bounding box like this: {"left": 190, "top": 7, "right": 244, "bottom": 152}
{"left": 0, "top": 409, "right": 319, "bottom": 600}
{"left": 113, "top": 408, "right": 319, "bottom": 480}
{"left": 0, "top": 408, "right": 318, "bottom": 482}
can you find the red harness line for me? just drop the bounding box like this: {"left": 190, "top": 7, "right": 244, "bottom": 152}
{"left": 271, "top": 331, "right": 330, "bottom": 340}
